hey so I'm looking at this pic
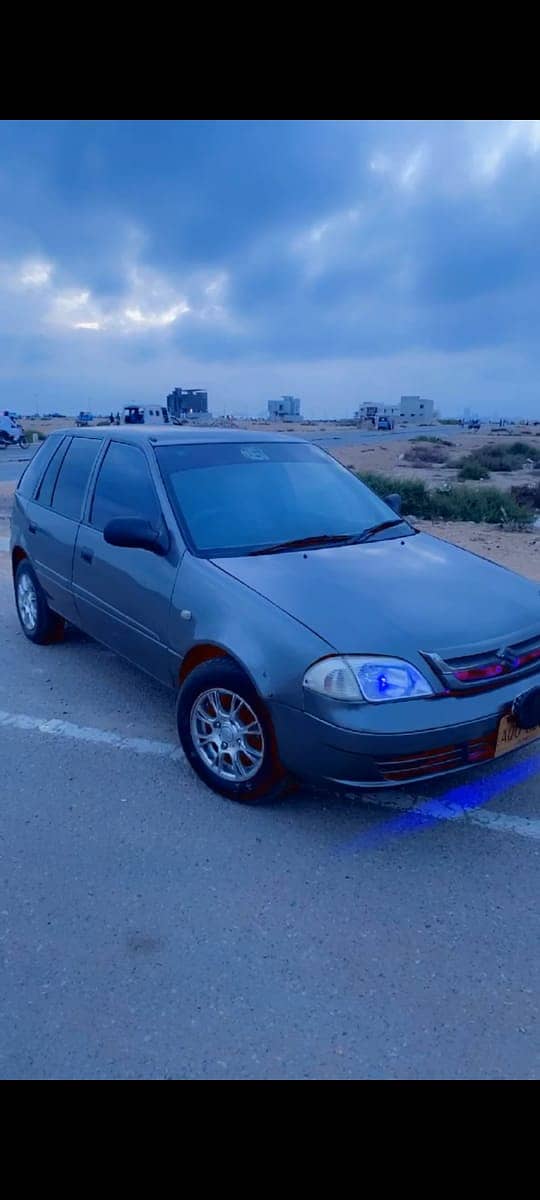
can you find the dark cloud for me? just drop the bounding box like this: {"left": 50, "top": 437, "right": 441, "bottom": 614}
{"left": 1, "top": 120, "right": 540, "bottom": 412}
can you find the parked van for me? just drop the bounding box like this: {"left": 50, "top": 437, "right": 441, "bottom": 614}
{"left": 122, "top": 405, "right": 170, "bottom": 425}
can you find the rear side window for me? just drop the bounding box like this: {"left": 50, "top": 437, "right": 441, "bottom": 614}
{"left": 90, "top": 441, "right": 161, "bottom": 530}
{"left": 17, "top": 437, "right": 63, "bottom": 499}
{"left": 50, "top": 438, "right": 101, "bottom": 521}
{"left": 35, "top": 438, "right": 70, "bottom": 507}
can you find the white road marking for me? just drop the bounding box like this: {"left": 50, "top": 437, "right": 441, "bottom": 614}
{"left": 0, "top": 537, "right": 9, "bottom": 552}
{"left": 0, "top": 708, "right": 186, "bottom": 765}
{"left": 463, "top": 808, "right": 540, "bottom": 840}
{"left": 0, "top": 706, "right": 539, "bottom": 839}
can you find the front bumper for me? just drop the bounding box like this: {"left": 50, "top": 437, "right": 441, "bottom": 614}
{"left": 269, "top": 675, "right": 540, "bottom": 788}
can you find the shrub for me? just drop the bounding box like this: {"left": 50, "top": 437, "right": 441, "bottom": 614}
{"left": 411, "top": 435, "right": 453, "bottom": 447}
{"left": 506, "top": 440, "right": 540, "bottom": 457}
{"left": 357, "top": 471, "right": 532, "bottom": 524}
{"left": 404, "top": 442, "right": 450, "bottom": 465}
{"left": 456, "top": 441, "right": 540, "bottom": 475}
{"left": 510, "top": 483, "right": 540, "bottom": 511}
{"left": 439, "top": 418, "right": 461, "bottom": 425}
{"left": 457, "top": 461, "right": 491, "bottom": 481}
{"left": 358, "top": 472, "right": 432, "bottom": 517}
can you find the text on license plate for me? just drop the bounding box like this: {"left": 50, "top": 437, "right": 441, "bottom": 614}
{"left": 494, "top": 714, "right": 540, "bottom": 757}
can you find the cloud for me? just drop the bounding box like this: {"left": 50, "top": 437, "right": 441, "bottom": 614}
{"left": 17, "top": 259, "right": 53, "bottom": 286}
{"left": 1, "top": 120, "right": 540, "bottom": 413}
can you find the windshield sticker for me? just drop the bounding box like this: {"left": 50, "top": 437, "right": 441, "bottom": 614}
{"left": 240, "top": 447, "right": 270, "bottom": 461}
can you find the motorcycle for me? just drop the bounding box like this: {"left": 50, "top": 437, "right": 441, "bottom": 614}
{"left": 0, "top": 420, "right": 27, "bottom": 449}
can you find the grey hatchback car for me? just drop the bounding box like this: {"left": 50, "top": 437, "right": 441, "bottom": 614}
{"left": 10, "top": 425, "right": 540, "bottom": 803}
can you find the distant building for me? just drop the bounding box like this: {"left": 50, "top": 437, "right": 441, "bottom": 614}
{"left": 167, "top": 388, "right": 208, "bottom": 418}
{"left": 268, "top": 395, "right": 302, "bottom": 421}
{"left": 400, "top": 395, "right": 434, "bottom": 422}
{"left": 356, "top": 403, "right": 398, "bottom": 423}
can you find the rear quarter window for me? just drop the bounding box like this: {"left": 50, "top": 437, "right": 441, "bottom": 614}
{"left": 17, "top": 437, "right": 63, "bottom": 499}
{"left": 35, "top": 438, "right": 71, "bottom": 507}
{"left": 51, "top": 437, "right": 101, "bottom": 520}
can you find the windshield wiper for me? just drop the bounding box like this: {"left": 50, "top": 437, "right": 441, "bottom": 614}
{"left": 248, "top": 533, "right": 357, "bottom": 556}
{"left": 248, "top": 520, "right": 408, "bottom": 556}
{"left": 351, "top": 518, "right": 406, "bottom": 544}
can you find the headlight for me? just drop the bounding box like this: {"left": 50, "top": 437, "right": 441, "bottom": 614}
{"left": 303, "top": 655, "right": 435, "bottom": 702}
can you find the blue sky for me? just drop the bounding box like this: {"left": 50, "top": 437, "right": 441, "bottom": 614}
{"left": 1, "top": 119, "right": 540, "bottom": 417}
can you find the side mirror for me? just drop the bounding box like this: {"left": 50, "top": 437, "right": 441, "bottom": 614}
{"left": 384, "top": 492, "right": 402, "bottom": 516}
{"left": 103, "top": 517, "right": 169, "bottom": 556}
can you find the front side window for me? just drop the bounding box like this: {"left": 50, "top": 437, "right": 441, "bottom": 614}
{"left": 51, "top": 437, "right": 100, "bottom": 520}
{"left": 156, "top": 441, "right": 411, "bottom": 557}
{"left": 90, "top": 441, "right": 161, "bottom": 531}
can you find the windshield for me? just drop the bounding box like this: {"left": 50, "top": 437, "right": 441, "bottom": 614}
{"left": 155, "top": 441, "right": 411, "bottom": 557}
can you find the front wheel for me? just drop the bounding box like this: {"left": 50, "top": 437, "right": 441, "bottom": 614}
{"left": 176, "top": 660, "right": 291, "bottom": 804}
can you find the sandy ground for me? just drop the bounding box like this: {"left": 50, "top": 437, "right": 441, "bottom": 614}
{"left": 329, "top": 431, "right": 540, "bottom": 495}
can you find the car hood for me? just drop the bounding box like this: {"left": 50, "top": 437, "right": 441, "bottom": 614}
{"left": 213, "top": 533, "right": 540, "bottom": 659}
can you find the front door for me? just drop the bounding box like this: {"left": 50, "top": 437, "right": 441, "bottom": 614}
{"left": 72, "top": 439, "right": 180, "bottom": 684}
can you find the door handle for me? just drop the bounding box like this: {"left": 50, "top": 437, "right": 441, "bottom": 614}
{"left": 28, "top": 521, "right": 38, "bottom": 534}
{"left": 81, "top": 547, "right": 94, "bottom": 564}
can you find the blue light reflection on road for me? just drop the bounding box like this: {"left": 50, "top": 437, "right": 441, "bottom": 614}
{"left": 336, "top": 752, "right": 540, "bottom": 855}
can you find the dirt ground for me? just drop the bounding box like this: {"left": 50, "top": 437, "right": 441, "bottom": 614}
{"left": 329, "top": 430, "right": 540, "bottom": 495}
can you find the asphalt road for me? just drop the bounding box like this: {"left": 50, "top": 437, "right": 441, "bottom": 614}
{"left": 0, "top": 549, "right": 538, "bottom": 1079}
{"left": 0, "top": 448, "right": 34, "bottom": 483}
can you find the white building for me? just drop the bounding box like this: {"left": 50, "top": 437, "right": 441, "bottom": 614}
{"left": 399, "top": 395, "right": 434, "bottom": 422}
{"left": 268, "top": 395, "right": 302, "bottom": 420}
{"left": 355, "top": 403, "right": 398, "bottom": 423}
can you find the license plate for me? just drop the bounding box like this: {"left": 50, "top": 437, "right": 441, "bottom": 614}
{"left": 494, "top": 713, "right": 540, "bottom": 757}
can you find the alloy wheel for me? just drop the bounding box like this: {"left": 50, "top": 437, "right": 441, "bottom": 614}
{"left": 190, "top": 688, "right": 265, "bottom": 781}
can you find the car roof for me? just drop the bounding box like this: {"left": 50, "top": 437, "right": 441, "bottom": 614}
{"left": 50, "top": 425, "right": 304, "bottom": 445}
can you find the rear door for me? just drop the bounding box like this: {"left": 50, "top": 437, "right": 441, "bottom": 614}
{"left": 23, "top": 435, "right": 102, "bottom": 622}
{"left": 72, "top": 439, "right": 181, "bottom": 684}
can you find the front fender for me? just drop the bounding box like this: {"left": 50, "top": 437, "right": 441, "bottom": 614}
{"left": 168, "top": 554, "right": 333, "bottom": 707}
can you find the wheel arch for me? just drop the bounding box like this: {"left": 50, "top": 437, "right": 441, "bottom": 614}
{"left": 178, "top": 642, "right": 265, "bottom": 700}
{"left": 12, "top": 546, "right": 27, "bottom": 576}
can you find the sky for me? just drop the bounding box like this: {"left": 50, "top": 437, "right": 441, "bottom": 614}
{"left": 1, "top": 119, "right": 540, "bottom": 418}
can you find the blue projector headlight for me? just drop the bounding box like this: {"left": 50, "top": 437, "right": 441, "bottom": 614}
{"left": 303, "top": 655, "right": 434, "bottom": 702}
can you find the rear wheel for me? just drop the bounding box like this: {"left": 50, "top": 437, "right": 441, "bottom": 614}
{"left": 14, "top": 560, "right": 65, "bottom": 644}
{"left": 177, "top": 660, "right": 291, "bottom": 803}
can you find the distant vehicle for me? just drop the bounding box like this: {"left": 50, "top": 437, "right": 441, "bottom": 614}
{"left": 377, "top": 416, "right": 394, "bottom": 431}
{"left": 122, "top": 405, "right": 170, "bottom": 426}
{"left": 0, "top": 412, "right": 27, "bottom": 449}
{"left": 76, "top": 412, "right": 93, "bottom": 427}
{"left": 468, "top": 420, "right": 481, "bottom": 431}
{"left": 10, "top": 425, "right": 540, "bottom": 805}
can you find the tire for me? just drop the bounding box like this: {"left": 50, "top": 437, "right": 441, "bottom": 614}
{"left": 14, "top": 560, "right": 65, "bottom": 645}
{"left": 18, "top": 436, "right": 27, "bottom": 448}
{"left": 176, "top": 659, "right": 291, "bottom": 804}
